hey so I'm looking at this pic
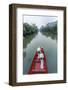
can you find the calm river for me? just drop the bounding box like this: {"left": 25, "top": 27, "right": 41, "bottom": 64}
{"left": 23, "top": 32, "right": 57, "bottom": 74}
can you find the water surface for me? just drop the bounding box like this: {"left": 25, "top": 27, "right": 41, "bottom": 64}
{"left": 23, "top": 32, "right": 57, "bottom": 74}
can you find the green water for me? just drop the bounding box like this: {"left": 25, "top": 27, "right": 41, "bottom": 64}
{"left": 23, "top": 32, "right": 57, "bottom": 74}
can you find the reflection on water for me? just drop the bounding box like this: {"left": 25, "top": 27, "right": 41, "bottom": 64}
{"left": 23, "top": 33, "right": 37, "bottom": 48}
{"left": 23, "top": 31, "right": 57, "bottom": 74}
{"left": 23, "top": 33, "right": 37, "bottom": 59}
{"left": 42, "top": 32, "right": 57, "bottom": 40}
{"left": 23, "top": 50, "right": 26, "bottom": 59}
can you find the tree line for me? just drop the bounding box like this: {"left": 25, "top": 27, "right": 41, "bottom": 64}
{"left": 23, "top": 23, "right": 38, "bottom": 37}
{"left": 23, "top": 21, "right": 57, "bottom": 37}
{"left": 40, "top": 21, "right": 57, "bottom": 35}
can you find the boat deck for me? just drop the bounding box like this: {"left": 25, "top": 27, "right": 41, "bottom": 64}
{"left": 28, "top": 48, "right": 48, "bottom": 74}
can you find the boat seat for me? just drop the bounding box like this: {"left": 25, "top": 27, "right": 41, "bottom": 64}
{"left": 34, "top": 60, "right": 40, "bottom": 63}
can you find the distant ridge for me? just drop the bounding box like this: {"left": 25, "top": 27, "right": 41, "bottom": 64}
{"left": 46, "top": 21, "right": 57, "bottom": 27}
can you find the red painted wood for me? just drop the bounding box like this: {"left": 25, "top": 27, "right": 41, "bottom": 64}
{"left": 28, "top": 48, "right": 48, "bottom": 74}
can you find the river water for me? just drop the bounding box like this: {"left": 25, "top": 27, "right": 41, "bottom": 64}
{"left": 23, "top": 32, "right": 57, "bottom": 74}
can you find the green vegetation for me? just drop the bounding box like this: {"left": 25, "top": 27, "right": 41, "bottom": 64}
{"left": 23, "top": 23, "right": 38, "bottom": 37}
{"left": 40, "top": 21, "right": 57, "bottom": 40}
{"left": 40, "top": 21, "right": 57, "bottom": 34}
{"left": 23, "top": 21, "right": 57, "bottom": 40}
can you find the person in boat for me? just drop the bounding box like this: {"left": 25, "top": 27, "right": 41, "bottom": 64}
{"left": 37, "top": 47, "right": 41, "bottom": 61}
{"left": 37, "top": 47, "right": 44, "bottom": 70}
{"left": 39, "top": 53, "right": 44, "bottom": 70}
{"left": 37, "top": 47, "right": 41, "bottom": 54}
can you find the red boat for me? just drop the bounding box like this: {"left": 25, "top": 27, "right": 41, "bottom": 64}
{"left": 28, "top": 47, "right": 48, "bottom": 74}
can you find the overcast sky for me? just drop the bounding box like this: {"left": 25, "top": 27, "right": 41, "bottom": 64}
{"left": 23, "top": 15, "right": 57, "bottom": 29}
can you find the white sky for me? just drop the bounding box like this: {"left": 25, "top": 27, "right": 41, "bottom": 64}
{"left": 23, "top": 15, "right": 57, "bottom": 29}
